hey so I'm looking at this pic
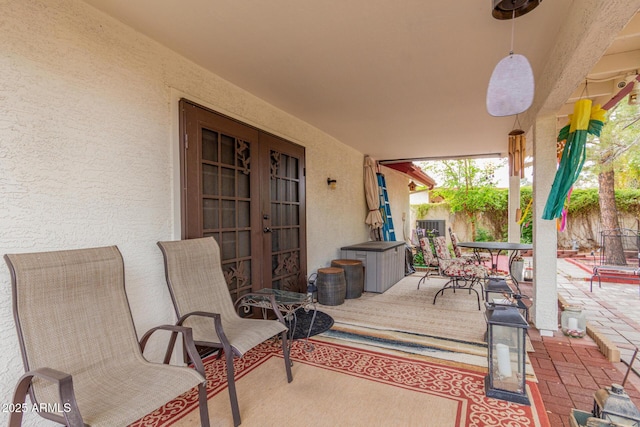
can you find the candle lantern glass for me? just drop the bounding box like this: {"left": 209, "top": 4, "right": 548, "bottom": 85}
{"left": 485, "top": 304, "right": 530, "bottom": 405}
{"left": 593, "top": 384, "right": 640, "bottom": 426}
{"left": 523, "top": 262, "right": 533, "bottom": 281}
{"left": 561, "top": 305, "right": 586, "bottom": 338}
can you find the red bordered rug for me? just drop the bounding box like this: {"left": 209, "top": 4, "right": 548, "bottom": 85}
{"left": 130, "top": 339, "right": 549, "bottom": 427}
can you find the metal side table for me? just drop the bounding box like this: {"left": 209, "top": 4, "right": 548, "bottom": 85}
{"left": 235, "top": 288, "right": 317, "bottom": 351}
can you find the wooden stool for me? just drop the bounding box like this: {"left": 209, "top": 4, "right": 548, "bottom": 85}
{"left": 317, "top": 267, "right": 346, "bottom": 306}
{"left": 331, "top": 259, "right": 364, "bottom": 299}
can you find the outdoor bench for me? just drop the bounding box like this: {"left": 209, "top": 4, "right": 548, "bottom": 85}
{"left": 590, "top": 264, "right": 640, "bottom": 292}
{"left": 589, "top": 228, "right": 640, "bottom": 294}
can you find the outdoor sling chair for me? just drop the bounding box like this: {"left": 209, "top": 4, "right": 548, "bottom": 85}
{"left": 432, "top": 235, "right": 489, "bottom": 310}
{"left": 158, "top": 237, "right": 293, "bottom": 427}
{"left": 4, "top": 246, "right": 210, "bottom": 427}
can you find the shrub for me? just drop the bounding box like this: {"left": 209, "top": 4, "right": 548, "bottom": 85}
{"left": 475, "top": 227, "right": 493, "bottom": 242}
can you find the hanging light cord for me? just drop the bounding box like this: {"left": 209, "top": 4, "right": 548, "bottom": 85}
{"left": 509, "top": 9, "right": 515, "bottom": 55}
{"left": 512, "top": 114, "right": 522, "bottom": 131}
{"left": 579, "top": 80, "right": 590, "bottom": 100}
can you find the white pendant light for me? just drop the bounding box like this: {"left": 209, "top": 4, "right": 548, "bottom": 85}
{"left": 487, "top": 54, "right": 534, "bottom": 116}
{"left": 486, "top": 3, "right": 537, "bottom": 117}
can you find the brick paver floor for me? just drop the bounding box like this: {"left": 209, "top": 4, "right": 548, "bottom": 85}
{"left": 521, "top": 259, "right": 640, "bottom": 427}
{"left": 528, "top": 329, "right": 640, "bottom": 426}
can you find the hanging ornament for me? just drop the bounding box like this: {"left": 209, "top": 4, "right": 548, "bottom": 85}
{"left": 486, "top": 9, "right": 535, "bottom": 117}
{"left": 487, "top": 55, "right": 535, "bottom": 116}
{"left": 508, "top": 115, "right": 526, "bottom": 178}
{"left": 542, "top": 99, "right": 606, "bottom": 220}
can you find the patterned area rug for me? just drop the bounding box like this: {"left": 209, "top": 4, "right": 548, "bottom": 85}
{"left": 130, "top": 340, "right": 549, "bottom": 427}
{"left": 316, "top": 273, "right": 535, "bottom": 375}
{"left": 318, "top": 274, "right": 489, "bottom": 344}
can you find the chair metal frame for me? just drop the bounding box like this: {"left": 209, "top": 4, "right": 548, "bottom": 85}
{"left": 449, "top": 227, "right": 474, "bottom": 261}
{"left": 431, "top": 235, "right": 487, "bottom": 310}
{"left": 416, "top": 229, "right": 441, "bottom": 289}
{"left": 590, "top": 228, "right": 640, "bottom": 292}
{"left": 4, "top": 246, "right": 210, "bottom": 427}
{"left": 158, "top": 237, "right": 293, "bottom": 427}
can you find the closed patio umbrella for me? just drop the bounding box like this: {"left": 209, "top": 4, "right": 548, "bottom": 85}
{"left": 364, "top": 156, "right": 383, "bottom": 239}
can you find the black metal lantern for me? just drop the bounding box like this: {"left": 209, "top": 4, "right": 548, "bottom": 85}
{"left": 593, "top": 384, "right": 640, "bottom": 426}
{"left": 485, "top": 303, "right": 530, "bottom": 405}
{"left": 307, "top": 273, "right": 318, "bottom": 303}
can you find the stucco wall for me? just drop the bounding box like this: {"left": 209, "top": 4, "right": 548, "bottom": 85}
{"left": 0, "top": 1, "right": 386, "bottom": 424}
{"left": 380, "top": 165, "right": 411, "bottom": 244}
{"left": 413, "top": 203, "right": 639, "bottom": 250}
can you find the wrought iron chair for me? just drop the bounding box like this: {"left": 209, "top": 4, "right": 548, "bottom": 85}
{"left": 448, "top": 227, "right": 490, "bottom": 264}
{"left": 417, "top": 236, "right": 441, "bottom": 289}
{"left": 432, "top": 236, "right": 489, "bottom": 310}
{"left": 158, "top": 237, "right": 293, "bottom": 427}
{"left": 4, "top": 246, "right": 210, "bottom": 427}
{"left": 590, "top": 228, "right": 640, "bottom": 293}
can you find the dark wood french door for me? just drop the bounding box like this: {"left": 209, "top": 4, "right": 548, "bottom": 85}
{"left": 179, "top": 100, "right": 306, "bottom": 301}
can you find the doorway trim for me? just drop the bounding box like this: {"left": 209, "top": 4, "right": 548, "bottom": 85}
{"left": 168, "top": 87, "right": 306, "bottom": 240}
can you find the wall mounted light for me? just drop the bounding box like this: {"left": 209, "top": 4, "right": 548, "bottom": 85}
{"left": 327, "top": 178, "right": 337, "bottom": 189}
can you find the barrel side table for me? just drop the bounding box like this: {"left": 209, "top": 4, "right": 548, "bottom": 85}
{"left": 331, "top": 259, "right": 364, "bottom": 299}
{"left": 316, "top": 267, "right": 346, "bottom": 306}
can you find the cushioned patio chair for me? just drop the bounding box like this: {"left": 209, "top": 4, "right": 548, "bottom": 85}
{"left": 158, "top": 237, "right": 293, "bottom": 427}
{"left": 4, "top": 246, "right": 209, "bottom": 427}
{"left": 448, "top": 227, "right": 489, "bottom": 264}
{"left": 417, "top": 236, "right": 441, "bottom": 289}
{"left": 432, "top": 236, "right": 489, "bottom": 310}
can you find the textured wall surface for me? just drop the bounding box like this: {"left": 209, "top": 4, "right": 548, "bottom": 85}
{"left": 0, "top": 1, "right": 379, "bottom": 424}
{"left": 381, "top": 165, "right": 411, "bottom": 243}
{"left": 532, "top": 116, "right": 559, "bottom": 334}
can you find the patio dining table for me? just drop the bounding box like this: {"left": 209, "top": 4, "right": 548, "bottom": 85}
{"left": 456, "top": 241, "right": 532, "bottom": 291}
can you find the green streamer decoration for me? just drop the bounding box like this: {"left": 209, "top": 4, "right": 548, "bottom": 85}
{"left": 542, "top": 99, "right": 605, "bottom": 220}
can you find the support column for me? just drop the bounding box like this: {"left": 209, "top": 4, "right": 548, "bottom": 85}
{"left": 532, "top": 115, "right": 558, "bottom": 335}
{"left": 508, "top": 175, "right": 521, "bottom": 243}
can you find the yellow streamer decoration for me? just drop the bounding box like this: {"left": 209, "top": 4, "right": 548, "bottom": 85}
{"left": 517, "top": 198, "right": 533, "bottom": 226}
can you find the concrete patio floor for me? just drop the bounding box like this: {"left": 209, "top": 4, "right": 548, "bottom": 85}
{"left": 523, "top": 258, "right": 640, "bottom": 427}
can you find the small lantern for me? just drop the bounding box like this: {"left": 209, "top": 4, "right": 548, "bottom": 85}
{"left": 561, "top": 305, "right": 586, "bottom": 338}
{"left": 485, "top": 303, "right": 530, "bottom": 405}
{"left": 306, "top": 273, "right": 318, "bottom": 303}
{"left": 593, "top": 384, "right": 640, "bottom": 426}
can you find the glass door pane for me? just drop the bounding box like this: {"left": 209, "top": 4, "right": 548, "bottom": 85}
{"left": 262, "top": 133, "right": 306, "bottom": 293}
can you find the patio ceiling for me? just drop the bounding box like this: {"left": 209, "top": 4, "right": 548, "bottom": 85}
{"left": 83, "top": 1, "right": 640, "bottom": 162}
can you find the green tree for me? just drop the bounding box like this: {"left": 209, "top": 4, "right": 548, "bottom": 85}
{"left": 615, "top": 143, "right": 640, "bottom": 189}
{"left": 589, "top": 96, "right": 640, "bottom": 263}
{"left": 420, "top": 159, "right": 505, "bottom": 240}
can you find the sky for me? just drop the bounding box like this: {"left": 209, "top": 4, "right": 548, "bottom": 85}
{"left": 420, "top": 157, "right": 530, "bottom": 189}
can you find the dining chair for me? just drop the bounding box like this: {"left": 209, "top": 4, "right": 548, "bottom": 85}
{"left": 158, "top": 237, "right": 293, "bottom": 427}
{"left": 448, "top": 227, "right": 489, "bottom": 264}
{"left": 432, "top": 236, "right": 488, "bottom": 310}
{"left": 4, "top": 246, "right": 210, "bottom": 427}
{"left": 417, "top": 236, "right": 441, "bottom": 289}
